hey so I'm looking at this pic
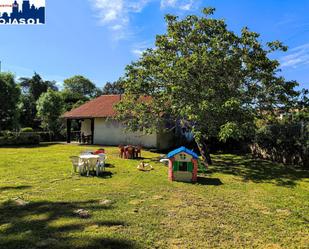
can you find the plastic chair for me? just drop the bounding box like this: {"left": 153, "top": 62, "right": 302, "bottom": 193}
{"left": 86, "top": 157, "right": 98, "bottom": 176}
{"left": 94, "top": 148, "right": 105, "bottom": 155}
{"left": 96, "top": 154, "right": 107, "bottom": 176}
{"left": 70, "top": 156, "right": 85, "bottom": 174}
{"left": 126, "top": 146, "right": 134, "bottom": 159}
{"left": 118, "top": 145, "right": 125, "bottom": 158}
{"left": 135, "top": 146, "right": 142, "bottom": 158}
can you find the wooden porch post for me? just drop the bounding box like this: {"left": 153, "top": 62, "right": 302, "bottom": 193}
{"left": 66, "top": 119, "right": 71, "bottom": 143}
{"left": 91, "top": 118, "right": 94, "bottom": 145}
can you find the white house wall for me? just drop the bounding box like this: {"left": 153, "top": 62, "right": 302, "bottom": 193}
{"left": 93, "top": 118, "right": 158, "bottom": 148}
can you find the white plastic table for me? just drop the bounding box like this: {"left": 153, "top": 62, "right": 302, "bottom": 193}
{"left": 79, "top": 154, "right": 100, "bottom": 160}
{"left": 79, "top": 154, "right": 100, "bottom": 175}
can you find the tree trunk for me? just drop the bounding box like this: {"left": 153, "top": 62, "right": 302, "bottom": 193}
{"left": 195, "top": 135, "right": 212, "bottom": 166}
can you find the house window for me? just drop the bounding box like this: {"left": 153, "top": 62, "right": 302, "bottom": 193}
{"left": 179, "top": 153, "right": 186, "bottom": 160}
{"left": 179, "top": 162, "right": 188, "bottom": 171}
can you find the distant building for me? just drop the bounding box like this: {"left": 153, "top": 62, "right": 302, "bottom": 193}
{"left": 62, "top": 95, "right": 175, "bottom": 149}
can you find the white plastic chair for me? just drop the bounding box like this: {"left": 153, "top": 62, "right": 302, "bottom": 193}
{"left": 70, "top": 156, "right": 85, "bottom": 174}
{"left": 86, "top": 157, "right": 98, "bottom": 176}
{"left": 96, "top": 154, "right": 107, "bottom": 176}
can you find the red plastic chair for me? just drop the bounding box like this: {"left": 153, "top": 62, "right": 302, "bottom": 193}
{"left": 135, "top": 146, "right": 142, "bottom": 158}
{"left": 118, "top": 145, "right": 125, "bottom": 158}
{"left": 94, "top": 148, "right": 105, "bottom": 155}
{"left": 126, "top": 146, "right": 134, "bottom": 159}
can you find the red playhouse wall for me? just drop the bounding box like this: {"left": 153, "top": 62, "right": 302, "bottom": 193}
{"left": 192, "top": 159, "right": 198, "bottom": 182}
{"left": 168, "top": 158, "right": 175, "bottom": 181}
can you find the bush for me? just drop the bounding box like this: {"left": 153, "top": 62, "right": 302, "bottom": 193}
{"left": 251, "top": 122, "right": 309, "bottom": 167}
{"left": 21, "top": 127, "right": 34, "bottom": 132}
{"left": 0, "top": 133, "right": 40, "bottom": 146}
{"left": 0, "top": 130, "right": 14, "bottom": 138}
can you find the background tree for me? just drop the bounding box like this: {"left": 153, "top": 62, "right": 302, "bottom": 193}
{"left": 61, "top": 90, "right": 89, "bottom": 112}
{"left": 63, "top": 75, "right": 102, "bottom": 98}
{"left": 116, "top": 8, "right": 300, "bottom": 165}
{"left": 102, "top": 78, "right": 125, "bottom": 95}
{"left": 0, "top": 73, "right": 20, "bottom": 131}
{"left": 18, "top": 73, "right": 58, "bottom": 129}
{"left": 62, "top": 75, "right": 102, "bottom": 111}
{"left": 36, "top": 89, "right": 64, "bottom": 135}
{"left": 19, "top": 73, "right": 58, "bottom": 100}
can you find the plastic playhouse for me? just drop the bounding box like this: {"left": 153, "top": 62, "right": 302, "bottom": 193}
{"left": 166, "top": 146, "right": 199, "bottom": 183}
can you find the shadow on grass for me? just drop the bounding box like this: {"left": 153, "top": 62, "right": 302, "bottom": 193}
{"left": 79, "top": 171, "right": 113, "bottom": 178}
{"left": 105, "top": 163, "right": 115, "bottom": 168}
{"left": 210, "top": 154, "right": 309, "bottom": 187}
{"left": 0, "top": 142, "right": 66, "bottom": 149}
{"left": 99, "top": 171, "right": 113, "bottom": 178}
{"left": 0, "top": 199, "right": 138, "bottom": 249}
{"left": 0, "top": 185, "right": 31, "bottom": 191}
{"left": 196, "top": 177, "right": 223, "bottom": 186}
{"left": 138, "top": 156, "right": 164, "bottom": 164}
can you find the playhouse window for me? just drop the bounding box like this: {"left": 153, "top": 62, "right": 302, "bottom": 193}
{"left": 179, "top": 153, "right": 186, "bottom": 160}
{"left": 179, "top": 162, "right": 188, "bottom": 171}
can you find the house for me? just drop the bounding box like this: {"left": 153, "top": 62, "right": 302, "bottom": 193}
{"left": 62, "top": 95, "right": 174, "bottom": 149}
{"left": 166, "top": 146, "right": 199, "bottom": 182}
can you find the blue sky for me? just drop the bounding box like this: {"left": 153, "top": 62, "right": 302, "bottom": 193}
{"left": 0, "top": 0, "right": 308, "bottom": 90}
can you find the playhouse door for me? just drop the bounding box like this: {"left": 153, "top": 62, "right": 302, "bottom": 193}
{"left": 173, "top": 161, "right": 194, "bottom": 182}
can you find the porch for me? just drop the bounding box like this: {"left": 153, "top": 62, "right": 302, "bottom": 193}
{"left": 66, "top": 118, "right": 94, "bottom": 145}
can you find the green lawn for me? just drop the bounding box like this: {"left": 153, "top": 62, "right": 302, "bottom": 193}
{"left": 0, "top": 144, "right": 308, "bottom": 249}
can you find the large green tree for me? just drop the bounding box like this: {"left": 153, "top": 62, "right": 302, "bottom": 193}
{"left": 19, "top": 73, "right": 58, "bottom": 101}
{"left": 116, "top": 8, "right": 299, "bottom": 165}
{"left": 62, "top": 75, "right": 102, "bottom": 111}
{"left": 0, "top": 73, "right": 20, "bottom": 131}
{"left": 63, "top": 75, "right": 102, "bottom": 98}
{"left": 102, "top": 78, "right": 125, "bottom": 95}
{"left": 36, "top": 89, "right": 64, "bottom": 134}
{"left": 18, "top": 73, "right": 58, "bottom": 128}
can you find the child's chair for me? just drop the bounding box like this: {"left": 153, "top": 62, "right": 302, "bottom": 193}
{"left": 126, "top": 146, "right": 134, "bottom": 159}
{"left": 135, "top": 146, "right": 142, "bottom": 158}
{"left": 118, "top": 145, "right": 125, "bottom": 158}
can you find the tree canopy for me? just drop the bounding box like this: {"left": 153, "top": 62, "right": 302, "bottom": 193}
{"left": 0, "top": 73, "right": 20, "bottom": 131}
{"left": 19, "top": 73, "right": 58, "bottom": 101}
{"left": 102, "top": 78, "right": 125, "bottom": 95}
{"left": 18, "top": 73, "right": 58, "bottom": 129}
{"left": 116, "top": 8, "right": 300, "bottom": 164}
{"left": 63, "top": 75, "right": 102, "bottom": 98}
{"left": 36, "top": 89, "right": 64, "bottom": 134}
{"left": 62, "top": 75, "right": 102, "bottom": 112}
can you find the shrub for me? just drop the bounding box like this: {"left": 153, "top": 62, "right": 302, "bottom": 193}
{"left": 21, "top": 127, "right": 34, "bottom": 132}
{"left": 0, "top": 133, "right": 40, "bottom": 146}
{"left": 0, "top": 130, "right": 14, "bottom": 138}
{"left": 251, "top": 122, "right": 309, "bottom": 167}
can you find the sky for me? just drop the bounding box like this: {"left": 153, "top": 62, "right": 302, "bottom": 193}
{"left": 0, "top": 0, "right": 308, "bottom": 90}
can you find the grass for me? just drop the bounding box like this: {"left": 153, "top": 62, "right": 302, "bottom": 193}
{"left": 0, "top": 143, "right": 308, "bottom": 249}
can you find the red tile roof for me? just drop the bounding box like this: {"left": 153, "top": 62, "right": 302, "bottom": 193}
{"left": 62, "top": 95, "right": 121, "bottom": 119}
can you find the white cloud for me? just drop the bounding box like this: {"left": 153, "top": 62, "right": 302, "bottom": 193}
{"left": 281, "top": 43, "right": 309, "bottom": 68}
{"left": 131, "top": 40, "right": 154, "bottom": 57}
{"left": 160, "top": 0, "right": 195, "bottom": 10}
{"left": 131, "top": 49, "right": 144, "bottom": 56}
{"left": 89, "top": 0, "right": 152, "bottom": 39}
{"left": 89, "top": 0, "right": 199, "bottom": 40}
